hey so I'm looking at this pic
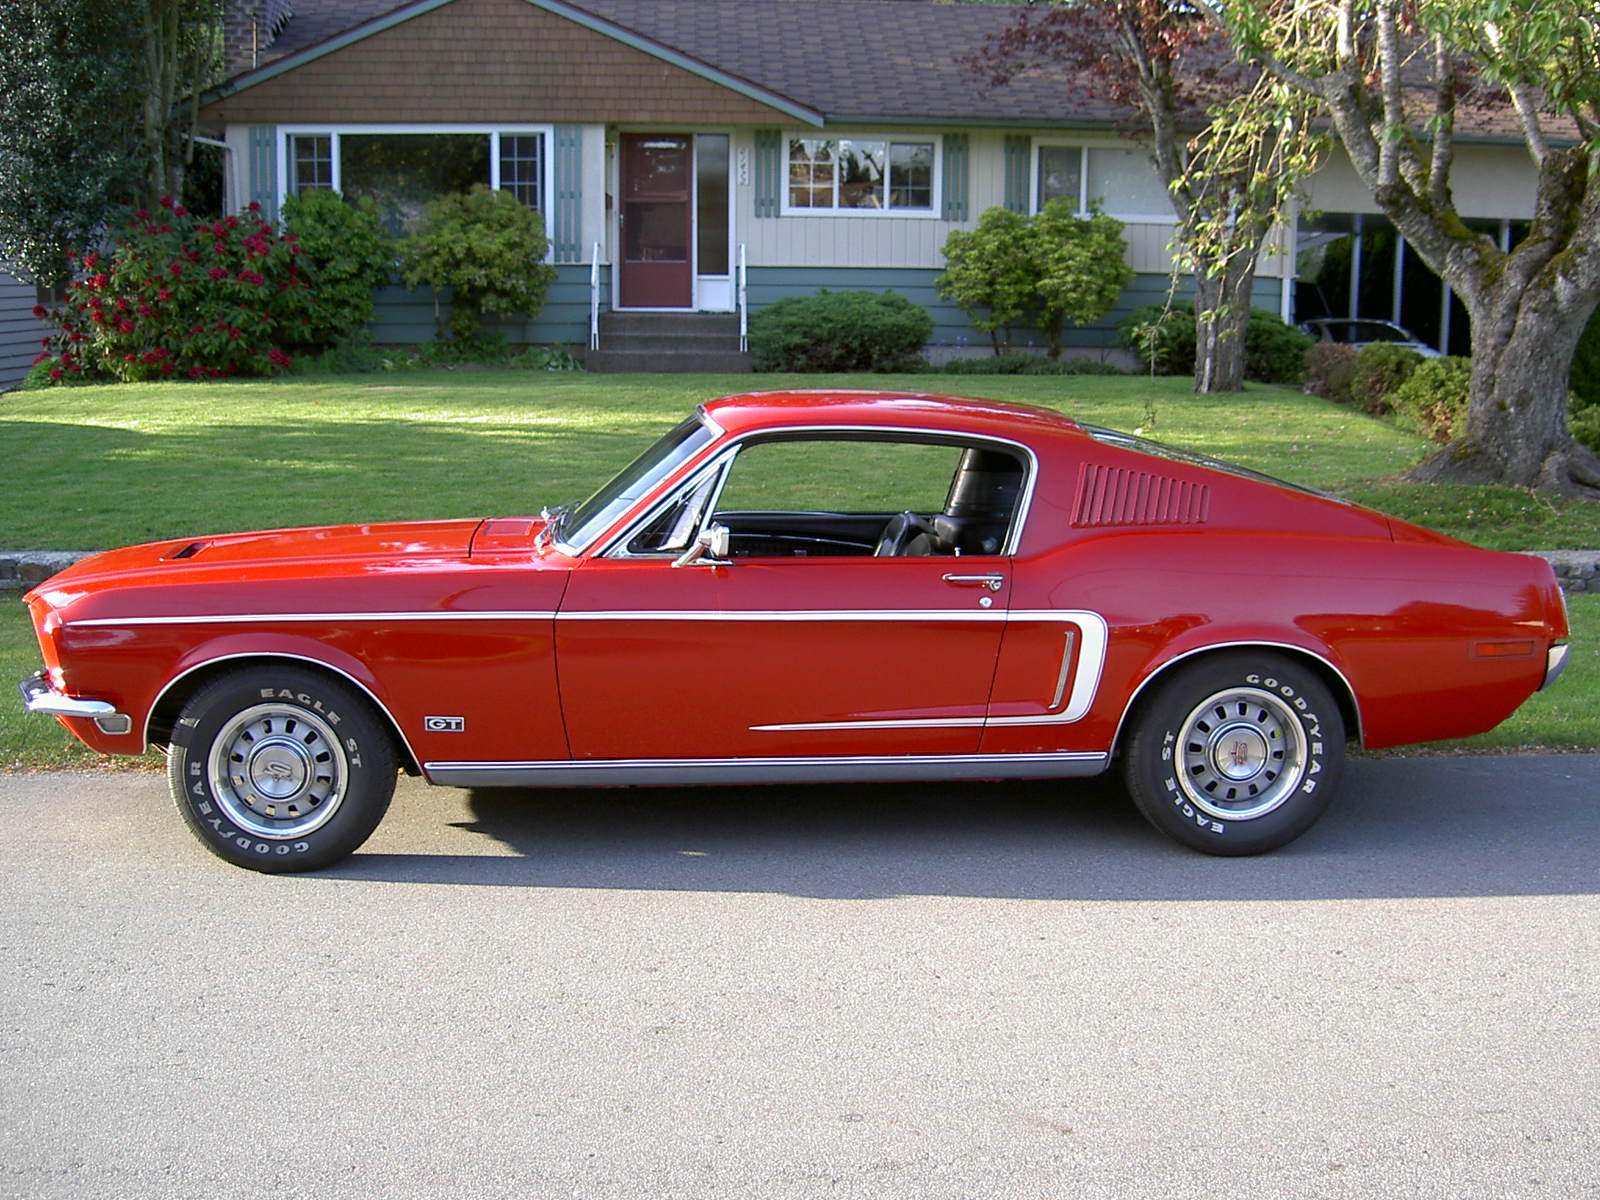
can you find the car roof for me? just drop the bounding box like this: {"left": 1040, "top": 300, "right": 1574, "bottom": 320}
{"left": 698, "top": 390, "right": 1089, "bottom": 444}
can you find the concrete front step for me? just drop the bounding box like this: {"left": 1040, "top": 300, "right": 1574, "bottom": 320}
{"left": 586, "top": 311, "right": 751, "bottom": 373}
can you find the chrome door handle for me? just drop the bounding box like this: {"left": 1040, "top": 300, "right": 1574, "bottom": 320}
{"left": 942, "top": 573, "right": 1004, "bottom": 592}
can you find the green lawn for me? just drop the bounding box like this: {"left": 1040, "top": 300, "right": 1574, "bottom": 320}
{"left": 5, "top": 370, "right": 1597, "bottom": 550}
{"left": 3, "top": 369, "right": 1597, "bottom": 767}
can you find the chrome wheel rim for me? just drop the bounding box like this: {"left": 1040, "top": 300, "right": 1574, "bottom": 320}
{"left": 1176, "top": 686, "right": 1308, "bottom": 822}
{"left": 207, "top": 703, "right": 348, "bottom": 839}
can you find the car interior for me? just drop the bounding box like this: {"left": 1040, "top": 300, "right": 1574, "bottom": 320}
{"left": 621, "top": 437, "right": 1026, "bottom": 559}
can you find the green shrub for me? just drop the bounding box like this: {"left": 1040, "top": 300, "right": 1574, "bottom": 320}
{"left": 749, "top": 289, "right": 933, "bottom": 372}
{"left": 280, "top": 190, "right": 391, "bottom": 347}
{"left": 1391, "top": 356, "right": 1471, "bottom": 442}
{"left": 1245, "top": 312, "right": 1315, "bottom": 384}
{"left": 939, "top": 203, "right": 1132, "bottom": 357}
{"left": 1572, "top": 403, "right": 1600, "bottom": 454}
{"left": 397, "top": 185, "right": 557, "bottom": 348}
{"left": 1349, "top": 343, "right": 1424, "bottom": 415}
{"left": 1117, "top": 301, "right": 1311, "bottom": 383}
{"left": 1304, "top": 342, "right": 1360, "bottom": 404}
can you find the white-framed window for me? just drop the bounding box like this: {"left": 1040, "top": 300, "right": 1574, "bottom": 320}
{"left": 279, "top": 124, "right": 553, "bottom": 236}
{"left": 783, "top": 134, "right": 938, "bottom": 215}
{"left": 1033, "top": 142, "right": 1173, "bottom": 220}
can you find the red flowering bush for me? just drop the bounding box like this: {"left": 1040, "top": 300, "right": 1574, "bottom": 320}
{"left": 33, "top": 198, "right": 309, "bottom": 383}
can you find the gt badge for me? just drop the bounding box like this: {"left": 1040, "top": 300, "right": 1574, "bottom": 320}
{"left": 424, "top": 716, "right": 465, "bottom": 733}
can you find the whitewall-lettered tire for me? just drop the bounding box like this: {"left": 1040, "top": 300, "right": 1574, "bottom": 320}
{"left": 1122, "top": 652, "right": 1345, "bottom": 855}
{"left": 167, "top": 665, "right": 398, "bottom": 872}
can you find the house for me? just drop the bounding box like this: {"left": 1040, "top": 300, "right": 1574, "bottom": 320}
{"left": 194, "top": 0, "right": 1544, "bottom": 363}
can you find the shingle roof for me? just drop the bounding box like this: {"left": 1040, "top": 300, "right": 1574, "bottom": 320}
{"left": 240, "top": 0, "right": 1537, "bottom": 139}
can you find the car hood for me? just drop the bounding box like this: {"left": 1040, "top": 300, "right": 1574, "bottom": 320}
{"left": 24, "top": 518, "right": 521, "bottom": 604}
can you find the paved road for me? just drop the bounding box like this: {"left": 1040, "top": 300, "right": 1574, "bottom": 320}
{"left": 2, "top": 758, "right": 1597, "bottom": 1200}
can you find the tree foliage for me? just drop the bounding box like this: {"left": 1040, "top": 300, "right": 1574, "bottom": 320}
{"left": 280, "top": 191, "right": 393, "bottom": 347}
{"left": 969, "top": 1, "right": 1324, "bottom": 391}
{"left": 397, "top": 186, "right": 558, "bottom": 347}
{"left": 1215, "top": 0, "right": 1600, "bottom": 496}
{"left": 938, "top": 201, "right": 1134, "bottom": 357}
{"left": 0, "top": 0, "right": 222, "bottom": 284}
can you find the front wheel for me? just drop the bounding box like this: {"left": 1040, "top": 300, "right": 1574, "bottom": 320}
{"left": 167, "top": 666, "right": 398, "bottom": 872}
{"left": 1121, "top": 652, "right": 1345, "bottom": 855}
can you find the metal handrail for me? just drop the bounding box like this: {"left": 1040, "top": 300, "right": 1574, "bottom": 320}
{"left": 589, "top": 241, "right": 601, "bottom": 351}
{"left": 737, "top": 242, "right": 748, "bottom": 353}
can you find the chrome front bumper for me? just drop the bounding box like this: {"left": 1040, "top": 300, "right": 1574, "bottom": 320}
{"left": 18, "top": 673, "right": 133, "bottom": 735}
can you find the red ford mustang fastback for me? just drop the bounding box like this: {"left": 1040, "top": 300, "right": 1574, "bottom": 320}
{"left": 19, "top": 391, "right": 1569, "bottom": 871}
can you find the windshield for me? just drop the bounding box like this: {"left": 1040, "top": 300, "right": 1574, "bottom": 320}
{"left": 555, "top": 415, "right": 719, "bottom": 552}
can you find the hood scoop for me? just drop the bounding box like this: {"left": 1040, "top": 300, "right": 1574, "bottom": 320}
{"left": 1072, "top": 464, "right": 1210, "bottom": 528}
{"left": 165, "top": 540, "right": 208, "bottom": 560}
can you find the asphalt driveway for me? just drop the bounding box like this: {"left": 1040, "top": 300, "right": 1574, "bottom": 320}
{"left": 2, "top": 757, "right": 1597, "bottom": 1199}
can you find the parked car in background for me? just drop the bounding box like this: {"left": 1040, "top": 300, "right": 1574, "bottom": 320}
{"left": 1299, "top": 317, "right": 1442, "bottom": 356}
{"left": 20, "top": 391, "right": 1567, "bottom": 872}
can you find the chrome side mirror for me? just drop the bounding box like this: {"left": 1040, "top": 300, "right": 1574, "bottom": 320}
{"left": 671, "top": 522, "right": 730, "bottom": 568}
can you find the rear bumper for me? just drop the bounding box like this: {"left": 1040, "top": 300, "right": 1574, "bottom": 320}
{"left": 17, "top": 672, "right": 132, "bottom": 735}
{"left": 1542, "top": 643, "right": 1570, "bottom": 691}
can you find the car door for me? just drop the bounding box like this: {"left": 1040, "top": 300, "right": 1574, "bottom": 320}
{"left": 555, "top": 435, "right": 1019, "bottom": 762}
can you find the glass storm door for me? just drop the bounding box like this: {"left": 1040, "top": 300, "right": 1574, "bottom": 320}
{"left": 620, "top": 134, "right": 693, "bottom": 308}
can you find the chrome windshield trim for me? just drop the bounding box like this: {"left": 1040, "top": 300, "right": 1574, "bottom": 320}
{"left": 423, "top": 751, "right": 1109, "bottom": 789}
{"left": 65, "top": 611, "right": 558, "bottom": 628}
{"left": 592, "top": 423, "right": 1040, "bottom": 562}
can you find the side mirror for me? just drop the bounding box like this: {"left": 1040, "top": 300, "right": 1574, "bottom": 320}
{"left": 671, "top": 522, "right": 731, "bottom": 568}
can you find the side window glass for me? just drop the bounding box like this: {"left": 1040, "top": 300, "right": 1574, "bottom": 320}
{"left": 623, "top": 472, "right": 719, "bottom": 556}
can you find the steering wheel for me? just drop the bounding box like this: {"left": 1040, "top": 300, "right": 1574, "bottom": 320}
{"left": 873, "top": 511, "right": 938, "bottom": 557}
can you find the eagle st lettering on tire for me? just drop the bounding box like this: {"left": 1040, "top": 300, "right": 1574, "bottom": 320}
{"left": 1122, "top": 652, "right": 1346, "bottom": 856}
{"left": 167, "top": 666, "right": 398, "bottom": 873}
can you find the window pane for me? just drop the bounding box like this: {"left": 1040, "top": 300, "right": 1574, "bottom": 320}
{"left": 788, "top": 138, "right": 833, "bottom": 208}
{"left": 837, "top": 139, "right": 885, "bottom": 209}
{"left": 291, "top": 134, "right": 333, "bottom": 194}
{"left": 1084, "top": 146, "right": 1171, "bottom": 216}
{"left": 715, "top": 439, "right": 959, "bottom": 514}
{"left": 1037, "top": 145, "right": 1081, "bottom": 210}
{"left": 499, "top": 134, "right": 543, "bottom": 210}
{"left": 889, "top": 142, "right": 933, "bottom": 210}
{"left": 340, "top": 133, "right": 490, "bottom": 235}
{"left": 696, "top": 134, "right": 730, "bottom": 276}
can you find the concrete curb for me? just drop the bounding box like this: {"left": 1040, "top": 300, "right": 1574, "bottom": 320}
{"left": 5, "top": 548, "right": 1599, "bottom": 592}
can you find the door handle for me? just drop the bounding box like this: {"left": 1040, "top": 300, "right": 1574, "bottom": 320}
{"left": 942, "top": 573, "right": 1004, "bottom": 592}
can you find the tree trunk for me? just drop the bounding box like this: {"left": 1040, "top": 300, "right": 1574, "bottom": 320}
{"left": 1192, "top": 265, "right": 1255, "bottom": 393}
{"left": 1406, "top": 283, "right": 1600, "bottom": 497}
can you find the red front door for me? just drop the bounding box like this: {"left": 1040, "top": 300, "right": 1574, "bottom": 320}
{"left": 619, "top": 134, "right": 693, "bottom": 308}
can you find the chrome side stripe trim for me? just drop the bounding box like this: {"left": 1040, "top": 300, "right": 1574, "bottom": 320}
{"left": 423, "top": 751, "right": 1110, "bottom": 789}
{"left": 69, "top": 611, "right": 558, "bottom": 628}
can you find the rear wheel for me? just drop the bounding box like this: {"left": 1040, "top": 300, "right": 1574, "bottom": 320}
{"left": 1122, "top": 652, "right": 1345, "bottom": 855}
{"left": 167, "top": 665, "right": 397, "bottom": 872}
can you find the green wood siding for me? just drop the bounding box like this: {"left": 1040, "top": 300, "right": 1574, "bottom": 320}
{"left": 371, "top": 264, "right": 602, "bottom": 344}
{"left": 0, "top": 264, "right": 42, "bottom": 392}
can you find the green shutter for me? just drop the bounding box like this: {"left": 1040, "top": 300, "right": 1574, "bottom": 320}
{"left": 1003, "top": 134, "right": 1030, "bottom": 213}
{"left": 941, "top": 133, "right": 969, "bottom": 221}
{"left": 249, "top": 126, "right": 278, "bottom": 221}
{"left": 553, "top": 125, "right": 583, "bottom": 264}
{"left": 753, "top": 129, "right": 782, "bottom": 218}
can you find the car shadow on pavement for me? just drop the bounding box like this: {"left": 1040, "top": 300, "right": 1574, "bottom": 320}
{"left": 317, "top": 755, "right": 1600, "bottom": 901}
